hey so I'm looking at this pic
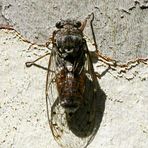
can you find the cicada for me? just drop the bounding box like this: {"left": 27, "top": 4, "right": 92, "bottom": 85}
{"left": 26, "top": 13, "right": 106, "bottom": 148}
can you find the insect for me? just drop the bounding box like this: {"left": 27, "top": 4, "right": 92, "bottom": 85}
{"left": 24, "top": 11, "right": 148, "bottom": 147}
{"left": 25, "top": 13, "right": 106, "bottom": 148}
{"left": 1, "top": 12, "right": 147, "bottom": 148}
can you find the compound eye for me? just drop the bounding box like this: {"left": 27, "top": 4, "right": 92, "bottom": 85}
{"left": 56, "top": 21, "right": 63, "bottom": 28}
{"left": 74, "top": 21, "right": 81, "bottom": 28}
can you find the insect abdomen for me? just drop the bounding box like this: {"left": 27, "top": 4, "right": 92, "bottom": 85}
{"left": 56, "top": 70, "right": 85, "bottom": 112}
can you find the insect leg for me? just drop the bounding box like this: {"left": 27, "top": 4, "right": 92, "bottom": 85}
{"left": 88, "top": 13, "right": 118, "bottom": 65}
{"left": 80, "top": 12, "right": 95, "bottom": 31}
{"left": 27, "top": 40, "right": 52, "bottom": 50}
{"left": 25, "top": 53, "right": 51, "bottom": 71}
{"left": 88, "top": 13, "right": 148, "bottom": 72}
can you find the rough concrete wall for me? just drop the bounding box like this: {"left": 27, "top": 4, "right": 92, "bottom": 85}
{"left": 1, "top": 0, "right": 148, "bottom": 62}
{"left": 0, "top": 0, "right": 148, "bottom": 148}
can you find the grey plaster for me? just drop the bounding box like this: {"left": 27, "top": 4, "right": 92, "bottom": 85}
{"left": 0, "top": 0, "right": 148, "bottom": 148}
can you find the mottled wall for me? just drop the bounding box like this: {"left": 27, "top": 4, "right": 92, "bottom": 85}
{"left": 0, "top": 1, "right": 148, "bottom": 148}
{"left": 1, "top": 0, "right": 148, "bottom": 62}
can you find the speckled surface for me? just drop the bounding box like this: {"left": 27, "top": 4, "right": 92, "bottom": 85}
{"left": 0, "top": 1, "right": 148, "bottom": 148}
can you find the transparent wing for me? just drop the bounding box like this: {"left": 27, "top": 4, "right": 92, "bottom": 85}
{"left": 45, "top": 50, "right": 58, "bottom": 123}
{"left": 45, "top": 49, "right": 71, "bottom": 144}
{"left": 48, "top": 47, "right": 106, "bottom": 148}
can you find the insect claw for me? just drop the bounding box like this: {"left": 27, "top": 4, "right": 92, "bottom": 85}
{"left": 25, "top": 62, "right": 33, "bottom": 67}
{"left": 95, "top": 72, "right": 101, "bottom": 79}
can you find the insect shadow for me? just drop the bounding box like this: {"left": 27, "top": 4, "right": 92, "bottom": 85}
{"left": 68, "top": 78, "right": 106, "bottom": 137}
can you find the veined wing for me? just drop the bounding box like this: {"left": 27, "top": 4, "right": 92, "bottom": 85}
{"left": 48, "top": 45, "right": 106, "bottom": 148}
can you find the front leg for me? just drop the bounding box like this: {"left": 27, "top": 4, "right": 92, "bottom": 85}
{"left": 25, "top": 53, "right": 50, "bottom": 71}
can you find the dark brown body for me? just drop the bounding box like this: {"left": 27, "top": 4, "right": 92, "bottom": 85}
{"left": 56, "top": 68, "right": 86, "bottom": 111}
{"left": 52, "top": 19, "right": 88, "bottom": 111}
